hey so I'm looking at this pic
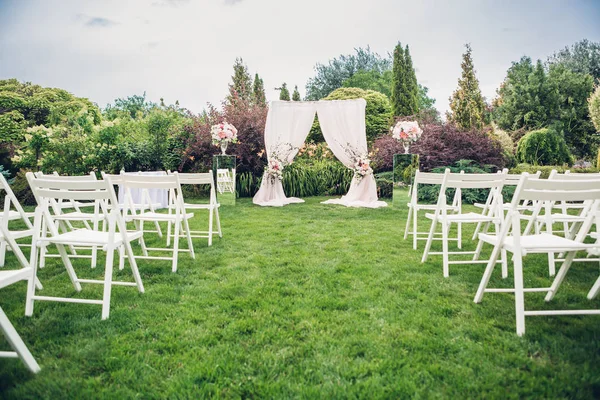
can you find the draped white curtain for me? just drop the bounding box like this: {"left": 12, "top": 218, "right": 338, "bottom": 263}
{"left": 317, "top": 99, "right": 387, "bottom": 208}
{"left": 252, "top": 101, "right": 317, "bottom": 207}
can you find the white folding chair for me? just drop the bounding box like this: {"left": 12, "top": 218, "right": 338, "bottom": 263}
{"left": 474, "top": 174, "right": 600, "bottom": 336}
{"left": 0, "top": 269, "right": 40, "bottom": 373}
{"left": 421, "top": 170, "right": 508, "bottom": 278}
{"left": 216, "top": 169, "right": 235, "bottom": 194}
{"left": 167, "top": 171, "right": 222, "bottom": 246}
{"left": 0, "top": 174, "right": 34, "bottom": 267}
{"left": 109, "top": 171, "right": 165, "bottom": 237}
{"left": 117, "top": 172, "right": 195, "bottom": 272}
{"left": 31, "top": 172, "right": 106, "bottom": 269}
{"left": 404, "top": 170, "right": 460, "bottom": 250}
{"left": 25, "top": 173, "right": 145, "bottom": 320}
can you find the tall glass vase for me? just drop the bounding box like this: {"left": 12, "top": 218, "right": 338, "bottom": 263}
{"left": 402, "top": 141, "right": 410, "bottom": 154}
{"left": 220, "top": 141, "right": 228, "bottom": 155}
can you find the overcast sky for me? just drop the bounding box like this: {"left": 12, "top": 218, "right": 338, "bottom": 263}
{"left": 1, "top": 0, "right": 599, "bottom": 116}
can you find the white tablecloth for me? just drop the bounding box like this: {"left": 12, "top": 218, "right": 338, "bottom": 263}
{"left": 117, "top": 171, "right": 169, "bottom": 209}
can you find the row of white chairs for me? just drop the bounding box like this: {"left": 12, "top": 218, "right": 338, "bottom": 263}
{"left": 405, "top": 169, "right": 600, "bottom": 336}
{"left": 0, "top": 170, "right": 223, "bottom": 373}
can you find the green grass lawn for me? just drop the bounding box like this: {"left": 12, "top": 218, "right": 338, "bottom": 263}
{"left": 1, "top": 195, "right": 600, "bottom": 398}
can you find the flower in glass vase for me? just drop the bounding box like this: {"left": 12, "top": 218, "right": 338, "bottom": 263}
{"left": 353, "top": 154, "right": 373, "bottom": 182}
{"left": 391, "top": 121, "right": 423, "bottom": 154}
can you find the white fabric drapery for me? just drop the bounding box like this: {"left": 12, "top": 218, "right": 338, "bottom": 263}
{"left": 252, "top": 101, "right": 317, "bottom": 207}
{"left": 317, "top": 99, "right": 387, "bottom": 208}
{"left": 252, "top": 99, "right": 387, "bottom": 208}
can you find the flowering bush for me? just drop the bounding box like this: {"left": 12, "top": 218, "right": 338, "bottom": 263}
{"left": 211, "top": 122, "right": 238, "bottom": 145}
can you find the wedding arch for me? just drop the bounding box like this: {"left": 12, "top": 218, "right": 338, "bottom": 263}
{"left": 252, "top": 99, "right": 387, "bottom": 208}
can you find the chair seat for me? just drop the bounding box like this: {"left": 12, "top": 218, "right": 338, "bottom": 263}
{"left": 128, "top": 212, "right": 194, "bottom": 222}
{"left": 0, "top": 210, "right": 34, "bottom": 220}
{"left": 0, "top": 269, "right": 31, "bottom": 290}
{"left": 478, "top": 232, "right": 598, "bottom": 254}
{"left": 426, "top": 212, "right": 500, "bottom": 224}
{"left": 0, "top": 229, "right": 33, "bottom": 241}
{"left": 52, "top": 212, "right": 106, "bottom": 222}
{"left": 40, "top": 229, "right": 143, "bottom": 247}
{"left": 408, "top": 203, "right": 458, "bottom": 211}
{"left": 534, "top": 213, "right": 586, "bottom": 223}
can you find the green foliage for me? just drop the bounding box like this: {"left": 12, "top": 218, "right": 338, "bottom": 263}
{"left": 587, "top": 85, "right": 600, "bottom": 132}
{"left": 343, "top": 69, "right": 393, "bottom": 97}
{"left": 494, "top": 56, "right": 597, "bottom": 158}
{"left": 547, "top": 39, "right": 600, "bottom": 83}
{"left": 104, "top": 92, "right": 155, "bottom": 120}
{"left": 292, "top": 85, "right": 301, "bottom": 101}
{"left": 547, "top": 64, "right": 596, "bottom": 157}
{"left": 508, "top": 163, "right": 599, "bottom": 178}
{"left": 320, "top": 87, "right": 392, "bottom": 142}
{"left": 227, "top": 58, "right": 253, "bottom": 104}
{"left": 305, "top": 46, "right": 392, "bottom": 100}
{"left": 0, "top": 165, "right": 12, "bottom": 184}
{"left": 278, "top": 83, "right": 290, "bottom": 101}
{"left": 516, "top": 128, "right": 573, "bottom": 166}
{"left": 252, "top": 74, "right": 266, "bottom": 106}
{"left": 391, "top": 43, "right": 419, "bottom": 116}
{"left": 447, "top": 44, "right": 486, "bottom": 130}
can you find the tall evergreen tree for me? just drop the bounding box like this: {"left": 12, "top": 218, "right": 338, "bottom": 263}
{"left": 278, "top": 83, "right": 290, "bottom": 101}
{"left": 252, "top": 73, "right": 266, "bottom": 106}
{"left": 227, "top": 58, "right": 253, "bottom": 104}
{"left": 447, "top": 44, "right": 486, "bottom": 130}
{"left": 292, "top": 85, "right": 301, "bottom": 101}
{"left": 403, "top": 45, "right": 420, "bottom": 113}
{"left": 391, "top": 42, "right": 419, "bottom": 116}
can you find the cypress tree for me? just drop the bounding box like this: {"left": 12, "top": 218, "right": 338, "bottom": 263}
{"left": 391, "top": 42, "right": 419, "bottom": 116}
{"left": 447, "top": 44, "right": 486, "bottom": 130}
{"left": 403, "top": 45, "right": 419, "bottom": 114}
{"left": 292, "top": 85, "right": 301, "bottom": 101}
{"left": 227, "top": 58, "right": 253, "bottom": 104}
{"left": 278, "top": 83, "right": 290, "bottom": 101}
{"left": 253, "top": 73, "right": 266, "bottom": 106}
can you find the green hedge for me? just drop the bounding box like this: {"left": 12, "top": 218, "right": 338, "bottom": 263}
{"left": 508, "top": 163, "right": 599, "bottom": 178}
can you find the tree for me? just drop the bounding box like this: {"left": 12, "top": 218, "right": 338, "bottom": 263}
{"left": 493, "top": 57, "right": 558, "bottom": 132}
{"left": 252, "top": 73, "right": 266, "bottom": 106}
{"left": 391, "top": 42, "right": 418, "bottom": 117}
{"left": 342, "top": 69, "right": 393, "bottom": 97}
{"left": 278, "top": 83, "right": 290, "bottom": 101}
{"left": 305, "top": 46, "right": 392, "bottom": 100}
{"left": 104, "top": 92, "right": 155, "bottom": 120}
{"left": 292, "top": 85, "right": 301, "bottom": 101}
{"left": 589, "top": 85, "right": 600, "bottom": 132}
{"left": 447, "top": 44, "right": 486, "bottom": 130}
{"left": 227, "top": 58, "right": 253, "bottom": 104}
{"left": 547, "top": 64, "right": 596, "bottom": 156}
{"left": 548, "top": 39, "right": 600, "bottom": 83}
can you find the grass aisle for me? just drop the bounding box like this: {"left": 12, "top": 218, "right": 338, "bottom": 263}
{"left": 1, "top": 196, "right": 600, "bottom": 398}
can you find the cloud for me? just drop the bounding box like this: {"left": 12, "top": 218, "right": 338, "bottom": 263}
{"left": 77, "top": 14, "right": 118, "bottom": 28}
{"left": 224, "top": 0, "right": 244, "bottom": 5}
{"left": 145, "top": 41, "right": 159, "bottom": 49}
{"left": 152, "top": 0, "right": 190, "bottom": 6}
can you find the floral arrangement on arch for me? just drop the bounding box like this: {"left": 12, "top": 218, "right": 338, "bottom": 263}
{"left": 266, "top": 158, "right": 284, "bottom": 183}
{"left": 353, "top": 154, "right": 373, "bottom": 182}
{"left": 264, "top": 143, "right": 298, "bottom": 184}
{"left": 211, "top": 121, "right": 238, "bottom": 145}
{"left": 390, "top": 120, "right": 422, "bottom": 154}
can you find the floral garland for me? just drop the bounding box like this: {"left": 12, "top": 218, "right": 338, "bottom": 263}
{"left": 263, "top": 143, "right": 298, "bottom": 184}
{"left": 211, "top": 121, "right": 238, "bottom": 145}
